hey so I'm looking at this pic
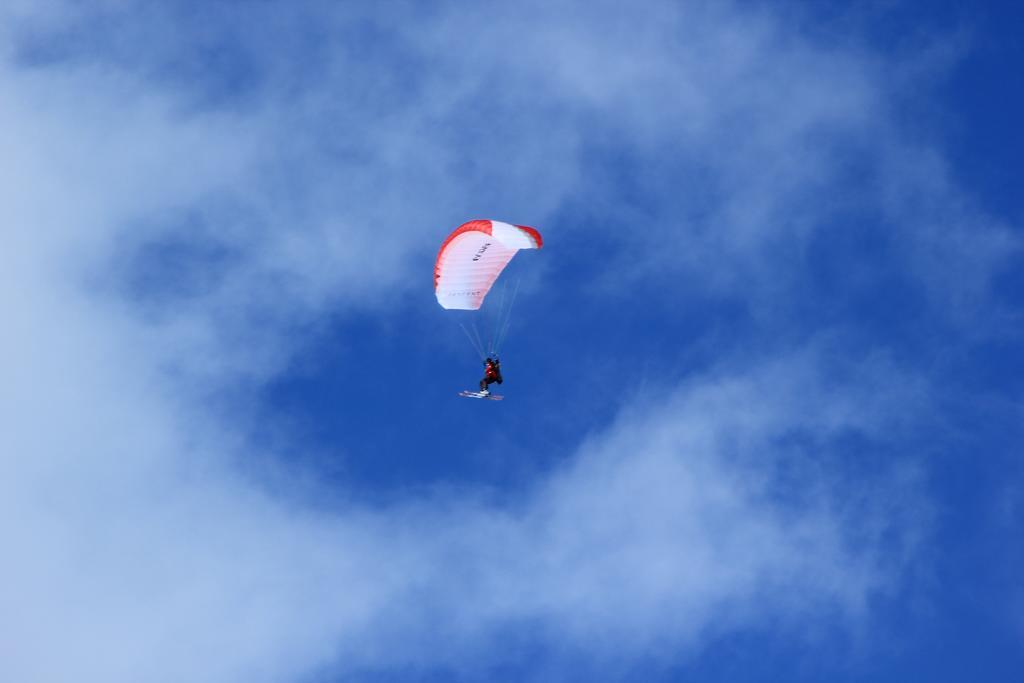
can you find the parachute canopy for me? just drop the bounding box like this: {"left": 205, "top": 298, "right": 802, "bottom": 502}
{"left": 434, "top": 220, "right": 543, "bottom": 310}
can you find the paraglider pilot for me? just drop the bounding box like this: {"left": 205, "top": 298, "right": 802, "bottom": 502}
{"left": 480, "top": 357, "right": 502, "bottom": 394}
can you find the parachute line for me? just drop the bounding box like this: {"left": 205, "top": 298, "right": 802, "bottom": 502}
{"left": 488, "top": 280, "right": 508, "bottom": 356}
{"left": 471, "top": 322, "right": 487, "bottom": 360}
{"left": 493, "top": 278, "right": 521, "bottom": 356}
{"left": 458, "top": 322, "right": 486, "bottom": 360}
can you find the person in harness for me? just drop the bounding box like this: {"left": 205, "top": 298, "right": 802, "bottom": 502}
{"left": 479, "top": 357, "right": 503, "bottom": 395}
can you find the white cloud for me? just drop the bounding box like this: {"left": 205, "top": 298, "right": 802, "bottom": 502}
{"left": 0, "top": 2, "right": 1004, "bottom": 681}
{"left": 1, "top": 323, "right": 926, "bottom": 681}
{"left": 6, "top": 0, "right": 1012, "bottom": 355}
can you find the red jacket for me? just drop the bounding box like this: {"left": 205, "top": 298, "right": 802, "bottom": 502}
{"left": 485, "top": 362, "right": 499, "bottom": 379}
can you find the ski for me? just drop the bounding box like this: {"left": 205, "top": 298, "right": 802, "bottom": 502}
{"left": 459, "top": 390, "right": 504, "bottom": 401}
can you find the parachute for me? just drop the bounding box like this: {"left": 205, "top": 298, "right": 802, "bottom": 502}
{"left": 435, "top": 219, "right": 542, "bottom": 360}
{"left": 434, "top": 220, "right": 542, "bottom": 310}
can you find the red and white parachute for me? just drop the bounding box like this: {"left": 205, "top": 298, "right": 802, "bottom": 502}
{"left": 434, "top": 220, "right": 543, "bottom": 310}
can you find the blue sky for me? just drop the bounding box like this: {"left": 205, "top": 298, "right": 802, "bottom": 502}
{"left": 2, "top": 1, "right": 1022, "bottom": 681}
